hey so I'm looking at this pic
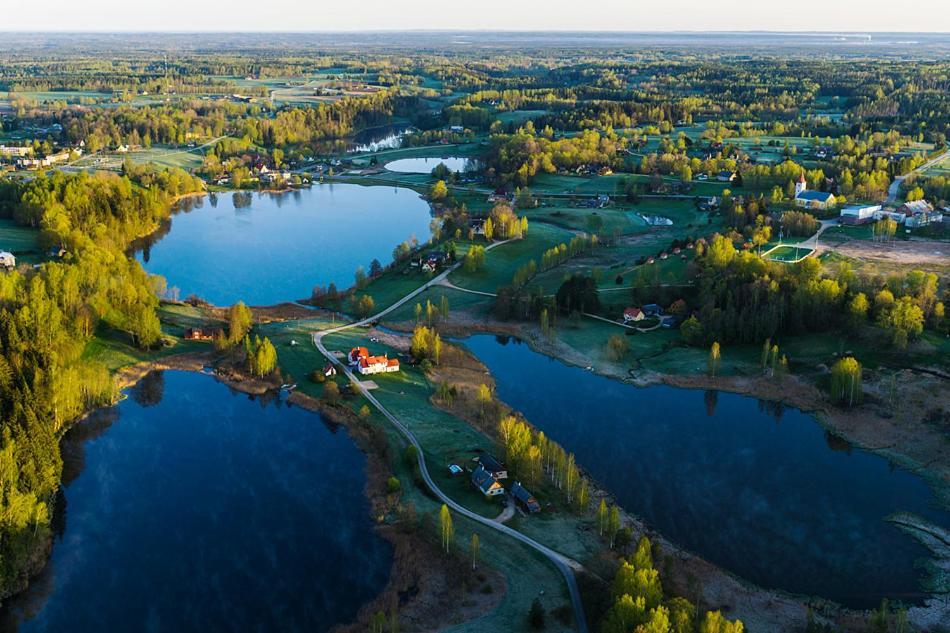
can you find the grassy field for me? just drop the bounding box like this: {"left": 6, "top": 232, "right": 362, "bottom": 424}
{"left": 449, "top": 223, "right": 576, "bottom": 294}
{"left": 70, "top": 145, "right": 207, "bottom": 171}
{"left": 496, "top": 110, "right": 549, "bottom": 125}
{"left": 13, "top": 90, "right": 113, "bottom": 104}
{"left": 764, "top": 244, "right": 815, "bottom": 262}
{"left": 0, "top": 218, "right": 40, "bottom": 258}
{"left": 922, "top": 152, "right": 950, "bottom": 178}
{"left": 82, "top": 304, "right": 212, "bottom": 372}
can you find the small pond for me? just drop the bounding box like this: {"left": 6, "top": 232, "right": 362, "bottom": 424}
{"left": 464, "top": 334, "right": 949, "bottom": 608}
{"left": 0, "top": 371, "right": 391, "bottom": 632}
{"left": 384, "top": 156, "right": 475, "bottom": 174}
{"left": 134, "top": 183, "right": 432, "bottom": 306}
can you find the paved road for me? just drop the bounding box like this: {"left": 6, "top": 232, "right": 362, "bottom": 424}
{"left": 886, "top": 147, "right": 948, "bottom": 205}
{"left": 309, "top": 243, "right": 589, "bottom": 633}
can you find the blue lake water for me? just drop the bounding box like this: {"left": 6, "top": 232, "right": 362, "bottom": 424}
{"left": 384, "top": 156, "right": 473, "bottom": 174}
{"left": 464, "top": 334, "right": 949, "bottom": 608}
{"left": 0, "top": 371, "right": 391, "bottom": 632}
{"left": 134, "top": 184, "right": 432, "bottom": 306}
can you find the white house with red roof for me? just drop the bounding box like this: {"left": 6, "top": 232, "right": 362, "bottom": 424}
{"left": 349, "top": 347, "right": 400, "bottom": 375}
{"left": 358, "top": 355, "right": 400, "bottom": 375}
{"left": 623, "top": 307, "right": 645, "bottom": 322}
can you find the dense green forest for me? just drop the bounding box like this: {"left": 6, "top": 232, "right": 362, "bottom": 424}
{"left": 0, "top": 167, "right": 202, "bottom": 594}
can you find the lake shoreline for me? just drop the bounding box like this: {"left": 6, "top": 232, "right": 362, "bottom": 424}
{"left": 7, "top": 348, "right": 499, "bottom": 632}
{"left": 382, "top": 316, "right": 950, "bottom": 631}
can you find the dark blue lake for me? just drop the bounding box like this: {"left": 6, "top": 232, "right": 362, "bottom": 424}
{"left": 464, "top": 334, "right": 949, "bottom": 609}
{"left": 134, "top": 183, "right": 432, "bottom": 306}
{"left": 1, "top": 371, "right": 391, "bottom": 632}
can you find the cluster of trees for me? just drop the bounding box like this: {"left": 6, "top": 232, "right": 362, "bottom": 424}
{"left": 830, "top": 357, "right": 862, "bottom": 407}
{"left": 0, "top": 167, "right": 204, "bottom": 595}
{"left": 485, "top": 124, "right": 622, "bottom": 187}
{"left": 497, "top": 415, "right": 589, "bottom": 511}
{"left": 463, "top": 245, "right": 487, "bottom": 273}
{"left": 484, "top": 204, "right": 528, "bottom": 241}
{"left": 244, "top": 335, "right": 278, "bottom": 377}
{"left": 780, "top": 211, "right": 820, "bottom": 237}
{"left": 409, "top": 326, "right": 443, "bottom": 365}
{"left": 556, "top": 275, "right": 601, "bottom": 316}
{"left": 677, "top": 235, "right": 944, "bottom": 348}
{"left": 413, "top": 296, "right": 450, "bottom": 327}
{"left": 541, "top": 234, "right": 600, "bottom": 271}
{"left": 600, "top": 536, "right": 743, "bottom": 633}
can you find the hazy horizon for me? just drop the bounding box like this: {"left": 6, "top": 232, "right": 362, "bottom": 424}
{"left": 3, "top": 0, "right": 948, "bottom": 33}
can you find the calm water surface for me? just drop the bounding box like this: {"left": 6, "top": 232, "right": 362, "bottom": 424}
{"left": 384, "top": 156, "right": 473, "bottom": 174}
{"left": 1, "top": 371, "right": 391, "bottom": 632}
{"left": 134, "top": 183, "right": 432, "bottom": 305}
{"left": 464, "top": 334, "right": 949, "bottom": 608}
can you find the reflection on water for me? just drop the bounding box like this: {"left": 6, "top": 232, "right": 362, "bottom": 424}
{"left": 465, "top": 334, "right": 949, "bottom": 608}
{"left": 0, "top": 371, "right": 391, "bottom": 633}
{"left": 384, "top": 156, "right": 475, "bottom": 174}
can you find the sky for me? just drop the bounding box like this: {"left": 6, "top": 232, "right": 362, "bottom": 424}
{"left": 2, "top": 0, "right": 949, "bottom": 32}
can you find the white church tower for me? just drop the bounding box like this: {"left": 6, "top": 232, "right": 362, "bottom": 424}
{"left": 795, "top": 172, "right": 807, "bottom": 196}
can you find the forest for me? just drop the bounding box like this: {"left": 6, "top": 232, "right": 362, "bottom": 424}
{"left": 0, "top": 166, "right": 202, "bottom": 594}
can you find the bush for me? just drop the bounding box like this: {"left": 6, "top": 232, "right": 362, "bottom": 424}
{"left": 387, "top": 476, "right": 401, "bottom": 493}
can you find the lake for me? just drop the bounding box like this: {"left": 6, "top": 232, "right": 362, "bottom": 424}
{"left": 134, "top": 184, "right": 433, "bottom": 306}
{"left": 0, "top": 371, "right": 391, "bottom": 633}
{"left": 464, "top": 334, "right": 950, "bottom": 608}
{"left": 384, "top": 156, "right": 474, "bottom": 174}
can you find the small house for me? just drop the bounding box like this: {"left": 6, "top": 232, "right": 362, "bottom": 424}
{"left": 476, "top": 454, "right": 508, "bottom": 480}
{"left": 183, "top": 327, "right": 220, "bottom": 341}
{"left": 899, "top": 200, "right": 934, "bottom": 216}
{"left": 471, "top": 466, "right": 505, "bottom": 497}
{"left": 623, "top": 307, "right": 645, "bottom": 323}
{"left": 510, "top": 482, "right": 541, "bottom": 513}
{"left": 0, "top": 251, "right": 15, "bottom": 269}
{"left": 717, "top": 171, "right": 736, "bottom": 182}
{"left": 323, "top": 363, "right": 338, "bottom": 377}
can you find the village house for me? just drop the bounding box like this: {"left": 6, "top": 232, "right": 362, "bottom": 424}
{"left": 794, "top": 173, "right": 836, "bottom": 210}
{"left": 897, "top": 200, "right": 941, "bottom": 228}
{"left": 623, "top": 307, "right": 645, "bottom": 323}
{"left": 358, "top": 355, "right": 400, "bottom": 375}
{"left": 510, "top": 482, "right": 541, "bottom": 513}
{"left": 839, "top": 203, "right": 882, "bottom": 225}
{"left": 471, "top": 466, "right": 505, "bottom": 497}
{"left": 0, "top": 145, "right": 33, "bottom": 158}
{"left": 183, "top": 327, "right": 221, "bottom": 341}
{"left": 0, "top": 251, "right": 15, "bottom": 269}
{"left": 322, "top": 363, "right": 337, "bottom": 377}
{"left": 476, "top": 454, "right": 508, "bottom": 480}
{"left": 349, "top": 346, "right": 400, "bottom": 375}
{"left": 17, "top": 149, "right": 78, "bottom": 170}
